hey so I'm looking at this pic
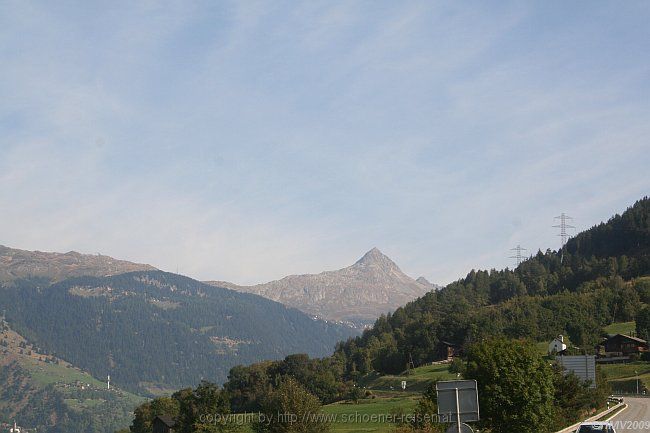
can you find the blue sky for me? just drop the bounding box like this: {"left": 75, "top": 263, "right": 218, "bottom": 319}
{"left": 1, "top": 1, "right": 649, "bottom": 285}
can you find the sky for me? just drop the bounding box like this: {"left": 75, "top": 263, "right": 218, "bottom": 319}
{"left": 1, "top": 1, "right": 649, "bottom": 285}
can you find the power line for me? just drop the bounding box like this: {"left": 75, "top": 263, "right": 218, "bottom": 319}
{"left": 509, "top": 244, "right": 527, "bottom": 267}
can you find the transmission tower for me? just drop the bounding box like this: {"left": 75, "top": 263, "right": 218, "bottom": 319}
{"left": 509, "top": 245, "right": 527, "bottom": 267}
{"left": 553, "top": 213, "right": 575, "bottom": 247}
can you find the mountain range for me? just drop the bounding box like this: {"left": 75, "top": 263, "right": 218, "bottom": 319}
{"left": 0, "top": 243, "right": 439, "bottom": 431}
{"left": 206, "top": 247, "right": 439, "bottom": 326}
{"left": 0, "top": 245, "right": 373, "bottom": 433}
{"left": 0, "top": 245, "right": 439, "bottom": 327}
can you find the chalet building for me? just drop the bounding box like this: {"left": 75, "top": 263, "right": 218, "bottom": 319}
{"left": 153, "top": 415, "right": 176, "bottom": 433}
{"left": 602, "top": 334, "right": 648, "bottom": 357}
{"left": 437, "top": 341, "right": 462, "bottom": 361}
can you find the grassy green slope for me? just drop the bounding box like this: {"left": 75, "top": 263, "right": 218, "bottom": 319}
{"left": 0, "top": 324, "right": 146, "bottom": 432}
{"left": 323, "top": 397, "right": 418, "bottom": 433}
{"left": 600, "top": 361, "right": 650, "bottom": 394}
{"left": 358, "top": 364, "right": 456, "bottom": 393}
{"left": 324, "top": 364, "right": 455, "bottom": 433}
{"left": 603, "top": 321, "right": 636, "bottom": 335}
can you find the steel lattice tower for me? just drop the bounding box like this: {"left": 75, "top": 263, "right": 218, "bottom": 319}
{"left": 553, "top": 213, "right": 575, "bottom": 247}
{"left": 510, "top": 245, "right": 527, "bottom": 267}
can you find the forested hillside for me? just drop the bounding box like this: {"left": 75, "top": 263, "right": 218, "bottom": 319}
{"left": 0, "top": 360, "right": 94, "bottom": 433}
{"left": 0, "top": 271, "right": 356, "bottom": 395}
{"left": 0, "top": 320, "right": 146, "bottom": 433}
{"left": 567, "top": 198, "right": 650, "bottom": 260}
{"left": 0, "top": 360, "right": 143, "bottom": 433}
{"left": 336, "top": 197, "right": 650, "bottom": 376}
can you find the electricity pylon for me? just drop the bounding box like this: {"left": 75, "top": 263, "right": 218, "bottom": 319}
{"left": 510, "top": 245, "right": 527, "bottom": 267}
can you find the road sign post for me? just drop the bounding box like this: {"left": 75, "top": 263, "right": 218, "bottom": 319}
{"left": 455, "top": 387, "right": 461, "bottom": 433}
{"left": 436, "top": 380, "right": 479, "bottom": 433}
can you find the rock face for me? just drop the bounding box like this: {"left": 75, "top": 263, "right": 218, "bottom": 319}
{"left": 416, "top": 276, "right": 438, "bottom": 288}
{"left": 0, "top": 245, "right": 155, "bottom": 284}
{"left": 206, "top": 248, "right": 438, "bottom": 326}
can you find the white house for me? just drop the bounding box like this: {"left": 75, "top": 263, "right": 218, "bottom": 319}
{"left": 548, "top": 335, "right": 567, "bottom": 355}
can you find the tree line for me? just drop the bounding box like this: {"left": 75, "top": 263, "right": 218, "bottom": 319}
{"left": 127, "top": 338, "right": 612, "bottom": 433}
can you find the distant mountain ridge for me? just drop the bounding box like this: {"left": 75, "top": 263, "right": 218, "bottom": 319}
{"left": 0, "top": 271, "right": 356, "bottom": 395}
{"left": 206, "top": 248, "right": 440, "bottom": 326}
{"left": 0, "top": 245, "right": 155, "bottom": 284}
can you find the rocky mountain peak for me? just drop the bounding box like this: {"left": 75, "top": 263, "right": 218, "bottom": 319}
{"left": 353, "top": 247, "right": 400, "bottom": 272}
{"left": 207, "top": 248, "right": 438, "bottom": 326}
{"left": 416, "top": 276, "right": 440, "bottom": 289}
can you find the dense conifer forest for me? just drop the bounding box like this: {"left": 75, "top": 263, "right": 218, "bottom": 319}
{"left": 0, "top": 272, "right": 356, "bottom": 394}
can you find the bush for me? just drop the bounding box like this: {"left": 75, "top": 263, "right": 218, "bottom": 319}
{"left": 254, "top": 377, "right": 329, "bottom": 433}
{"left": 465, "top": 339, "right": 556, "bottom": 433}
{"left": 449, "top": 358, "right": 465, "bottom": 375}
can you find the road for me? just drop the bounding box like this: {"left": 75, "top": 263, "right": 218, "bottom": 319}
{"left": 611, "top": 398, "right": 650, "bottom": 432}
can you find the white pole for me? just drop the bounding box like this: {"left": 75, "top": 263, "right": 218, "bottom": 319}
{"left": 455, "top": 388, "right": 462, "bottom": 433}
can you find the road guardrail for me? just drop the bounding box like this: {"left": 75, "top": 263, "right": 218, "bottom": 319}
{"left": 553, "top": 402, "right": 626, "bottom": 433}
